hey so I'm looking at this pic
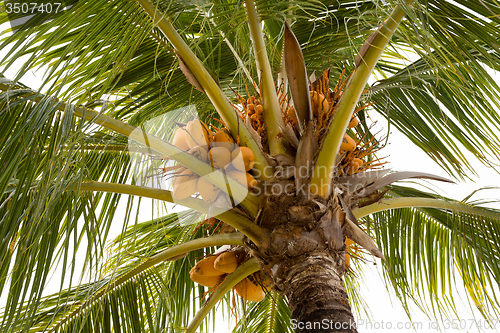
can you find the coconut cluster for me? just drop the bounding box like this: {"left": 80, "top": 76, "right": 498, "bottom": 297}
{"left": 189, "top": 250, "right": 270, "bottom": 302}
{"left": 170, "top": 119, "right": 257, "bottom": 202}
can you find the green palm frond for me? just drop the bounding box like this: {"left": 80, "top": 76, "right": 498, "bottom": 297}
{"left": 368, "top": 185, "right": 500, "bottom": 322}
{"left": 232, "top": 291, "right": 292, "bottom": 333}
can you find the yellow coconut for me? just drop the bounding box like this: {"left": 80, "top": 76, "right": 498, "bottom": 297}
{"left": 231, "top": 147, "right": 255, "bottom": 171}
{"left": 234, "top": 277, "right": 266, "bottom": 302}
{"left": 348, "top": 117, "right": 359, "bottom": 128}
{"left": 340, "top": 134, "right": 356, "bottom": 152}
{"left": 192, "top": 255, "right": 225, "bottom": 277}
{"left": 214, "top": 251, "right": 239, "bottom": 274}
{"left": 310, "top": 91, "right": 329, "bottom": 117}
{"left": 345, "top": 253, "right": 351, "bottom": 267}
{"left": 188, "top": 145, "right": 209, "bottom": 163}
{"left": 186, "top": 120, "right": 213, "bottom": 149}
{"left": 226, "top": 170, "right": 258, "bottom": 189}
{"left": 172, "top": 169, "right": 199, "bottom": 200}
{"left": 172, "top": 128, "right": 190, "bottom": 151}
{"left": 209, "top": 147, "right": 232, "bottom": 169}
{"left": 347, "top": 158, "right": 363, "bottom": 175}
{"left": 197, "top": 176, "right": 220, "bottom": 203}
{"left": 213, "top": 128, "right": 237, "bottom": 151}
{"left": 189, "top": 269, "right": 223, "bottom": 287}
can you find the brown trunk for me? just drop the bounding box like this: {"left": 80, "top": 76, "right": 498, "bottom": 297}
{"left": 283, "top": 252, "right": 357, "bottom": 333}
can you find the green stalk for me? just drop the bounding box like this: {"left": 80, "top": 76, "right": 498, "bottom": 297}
{"left": 0, "top": 82, "right": 259, "bottom": 216}
{"left": 48, "top": 233, "right": 245, "bottom": 333}
{"left": 245, "top": 0, "right": 289, "bottom": 156}
{"left": 135, "top": 0, "right": 273, "bottom": 180}
{"left": 352, "top": 197, "right": 500, "bottom": 221}
{"left": 310, "top": 1, "right": 413, "bottom": 197}
{"left": 78, "top": 181, "right": 268, "bottom": 245}
{"left": 186, "top": 257, "right": 260, "bottom": 333}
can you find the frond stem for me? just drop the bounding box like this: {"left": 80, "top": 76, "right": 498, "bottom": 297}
{"left": 245, "top": 0, "right": 290, "bottom": 156}
{"left": 310, "top": 1, "right": 413, "bottom": 197}
{"left": 352, "top": 197, "right": 500, "bottom": 221}
{"left": 77, "top": 181, "right": 268, "bottom": 245}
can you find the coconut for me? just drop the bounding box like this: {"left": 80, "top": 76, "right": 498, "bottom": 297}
{"left": 189, "top": 269, "right": 223, "bottom": 287}
{"left": 188, "top": 145, "right": 209, "bottom": 163}
{"left": 226, "top": 170, "right": 258, "bottom": 189}
{"left": 212, "top": 128, "right": 237, "bottom": 151}
{"left": 347, "top": 157, "right": 363, "bottom": 175}
{"left": 234, "top": 277, "right": 266, "bottom": 302}
{"left": 231, "top": 147, "right": 255, "bottom": 171}
{"left": 340, "top": 134, "right": 356, "bottom": 152}
{"left": 172, "top": 128, "right": 190, "bottom": 151}
{"left": 310, "top": 91, "right": 329, "bottom": 117}
{"left": 186, "top": 120, "right": 213, "bottom": 149}
{"left": 197, "top": 176, "right": 220, "bottom": 203}
{"left": 213, "top": 251, "right": 239, "bottom": 274}
{"left": 172, "top": 169, "right": 199, "bottom": 200}
{"left": 192, "top": 255, "right": 225, "bottom": 277}
{"left": 348, "top": 117, "right": 359, "bottom": 128}
{"left": 209, "top": 147, "right": 232, "bottom": 169}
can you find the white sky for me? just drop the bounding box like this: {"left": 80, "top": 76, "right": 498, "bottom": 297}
{"left": 2, "top": 15, "right": 500, "bottom": 333}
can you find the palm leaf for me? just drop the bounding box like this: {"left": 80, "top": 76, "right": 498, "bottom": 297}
{"left": 367, "top": 186, "right": 500, "bottom": 321}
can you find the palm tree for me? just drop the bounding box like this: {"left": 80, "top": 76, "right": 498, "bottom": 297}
{"left": 1, "top": 0, "right": 500, "bottom": 332}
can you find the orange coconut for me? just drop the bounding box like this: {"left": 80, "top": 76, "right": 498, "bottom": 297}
{"left": 231, "top": 147, "right": 255, "bottom": 171}
{"left": 214, "top": 251, "right": 239, "bottom": 274}
{"left": 186, "top": 120, "right": 213, "bottom": 149}
{"left": 209, "top": 146, "right": 232, "bottom": 169}
{"left": 172, "top": 128, "right": 190, "bottom": 151}
{"left": 348, "top": 117, "right": 359, "bottom": 128}
{"left": 310, "top": 91, "right": 329, "bottom": 117}
{"left": 192, "top": 255, "right": 224, "bottom": 277}
{"left": 189, "top": 269, "right": 223, "bottom": 287}
{"left": 172, "top": 169, "right": 199, "bottom": 200}
{"left": 226, "top": 170, "right": 258, "bottom": 189}
{"left": 188, "top": 145, "right": 209, "bottom": 163}
{"left": 212, "top": 128, "right": 237, "bottom": 151}
{"left": 197, "top": 176, "right": 220, "bottom": 203}
{"left": 347, "top": 158, "right": 363, "bottom": 175}
{"left": 340, "top": 134, "right": 356, "bottom": 152}
{"left": 234, "top": 276, "right": 266, "bottom": 302}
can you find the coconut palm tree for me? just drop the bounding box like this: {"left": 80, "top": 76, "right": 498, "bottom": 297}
{"left": 2, "top": 0, "right": 500, "bottom": 332}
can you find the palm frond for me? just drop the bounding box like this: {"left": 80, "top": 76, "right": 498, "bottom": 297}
{"left": 367, "top": 186, "right": 500, "bottom": 322}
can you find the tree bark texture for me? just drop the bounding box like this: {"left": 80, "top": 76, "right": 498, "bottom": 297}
{"left": 283, "top": 252, "right": 357, "bottom": 333}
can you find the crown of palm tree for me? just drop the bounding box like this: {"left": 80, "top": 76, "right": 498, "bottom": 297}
{"left": 2, "top": 0, "right": 500, "bottom": 332}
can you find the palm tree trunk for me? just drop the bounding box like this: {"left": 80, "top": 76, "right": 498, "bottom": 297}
{"left": 283, "top": 252, "right": 357, "bottom": 333}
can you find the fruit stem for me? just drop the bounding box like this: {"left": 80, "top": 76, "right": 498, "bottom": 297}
{"left": 309, "top": 1, "right": 414, "bottom": 197}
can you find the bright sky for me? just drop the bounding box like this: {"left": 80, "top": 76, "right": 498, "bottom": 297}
{"left": 2, "top": 15, "right": 500, "bottom": 333}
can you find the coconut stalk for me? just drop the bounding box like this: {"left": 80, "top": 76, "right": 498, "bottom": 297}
{"left": 77, "top": 181, "right": 268, "bottom": 245}
{"left": 245, "top": 0, "right": 291, "bottom": 156}
{"left": 309, "top": 1, "right": 414, "bottom": 197}
{"left": 135, "top": 0, "right": 273, "bottom": 180}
